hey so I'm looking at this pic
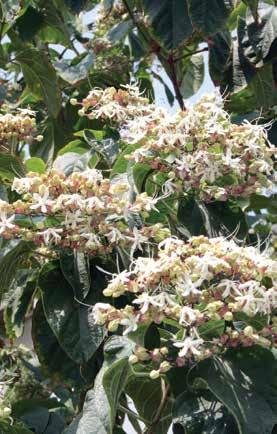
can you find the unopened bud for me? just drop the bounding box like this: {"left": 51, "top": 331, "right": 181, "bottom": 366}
{"left": 149, "top": 370, "right": 160, "bottom": 380}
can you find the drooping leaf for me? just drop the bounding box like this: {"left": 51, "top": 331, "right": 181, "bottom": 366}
{"left": 141, "top": 0, "right": 193, "bottom": 50}
{"left": 15, "top": 47, "right": 61, "bottom": 118}
{"left": 179, "top": 53, "right": 204, "bottom": 98}
{"left": 188, "top": 0, "right": 233, "bottom": 36}
{"left": 60, "top": 250, "right": 91, "bottom": 301}
{"left": 195, "top": 346, "right": 277, "bottom": 434}
{"left": 244, "top": 2, "right": 277, "bottom": 64}
{"left": 65, "top": 336, "right": 134, "bottom": 434}
{"left": 32, "top": 300, "right": 96, "bottom": 387}
{"left": 107, "top": 20, "right": 132, "bottom": 42}
{"left": 39, "top": 261, "right": 104, "bottom": 364}
{"left": 126, "top": 376, "right": 172, "bottom": 434}
{"left": 209, "top": 30, "right": 232, "bottom": 85}
{"left": 54, "top": 53, "right": 94, "bottom": 84}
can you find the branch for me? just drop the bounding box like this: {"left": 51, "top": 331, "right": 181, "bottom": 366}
{"left": 167, "top": 54, "right": 185, "bottom": 110}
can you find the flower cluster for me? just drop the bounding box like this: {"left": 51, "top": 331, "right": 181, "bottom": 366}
{"left": 73, "top": 85, "right": 154, "bottom": 123}
{"left": 0, "top": 169, "right": 169, "bottom": 256}
{"left": 76, "top": 86, "right": 276, "bottom": 202}
{"left": 93, "top": 236, "right": 277, "bottom": 377}
{"left": 0, "top": 110, "right": 40, "bottom": 153}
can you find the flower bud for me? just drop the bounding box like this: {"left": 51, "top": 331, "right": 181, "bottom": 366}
{"left": 224, "top": 312, "right": 233, "bottom": 322}
{"left": 159, "top": 361, "right": 171, "bottom": 373}
{"left": 0, "top": 407, "right": 11, "bottom": 418}
{"left": 231, "top": 331, "right": 239, "bottom": 339}
{"left": 70, "top": 98, "right": 78, "bottom": 106}
{"left": 244, "top": 326, "right": 254, "bottom": 337}
{"left": 108, "top": 320, "right": 119, "bottom": 332}
{"left": 129, "top": 354, "right": 138, "bottom": 364}
{"left": 149, "top": 369, "right": 160, "bottom": 380}
{"left": 160, "top": 347, "right": 169, "bottom": 356}
{"left": 36, "top": 135, "right": 44, "bottom": 142}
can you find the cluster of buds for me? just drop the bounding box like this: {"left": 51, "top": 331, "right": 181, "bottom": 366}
{"left": 76, "top": 86, "right": 275, "bottom": 202}
{"left": 0, "top": 110, "right": 41, "bottom": 153}
{"left": 93, "top": 235, "right": 277, "bottom": 377}
{"left": 72, "top": 85, "right": 154, "bottom": 123}
{"left": 0, "top": 169, "right": 170, "bottom": 256}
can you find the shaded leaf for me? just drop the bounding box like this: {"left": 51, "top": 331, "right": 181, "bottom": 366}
{"left": 141, "top": 0, "right": 193, "bottom": 50}
{"left": 179, "top": 54, "right": 204, "bottom": 98}
{"left": 39, "top": 261, "right": 104, "bottom": 364}
{"left": 15, "top": 48, "right": 61, "bottom": 118}
{"left": 54, "top": 53, "right": 94, "bottom": 84}
{"left": 188, "top": 0, "right": 233, "bottom": 36}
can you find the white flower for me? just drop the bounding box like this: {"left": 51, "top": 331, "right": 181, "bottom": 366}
{"left": 12, "top": 177, "right": 38, "bottom": 194}
{"left": 105, "top": 228, "right": 126, "bottom": 244}
{"left": 176, "top": 276, "right": 201, "bottom": 297}
{"left": 120, "top": 313, "right": 139, "bottom": 335}
{"left": 63, "top": 194, "right": 85, "bottom": 209}
{"left": 30, "top": 190, "right": 53, "bottom": 213}
{"left": 93, "top": 303, "right": 112, "bottom": 324}
{"left": 133, "top": 293, "right": 155, "bottom": 314}
{"left": 62, "top": 210, "right": 85, "bottom": 229}
{"left": 174, "top": 333, "right": 204, "bottom": 357}
{"left": 38, "top": 228, "right": 63, "bottom": 244}
{"left": 0, "top": 212, "right": 15, "bottom": 234}
{"left": 179, "top": 306, "right": 198, "bottom": 325}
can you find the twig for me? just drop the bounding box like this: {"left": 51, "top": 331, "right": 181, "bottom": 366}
{"left": 118, "top": 403, "right": 150, "bottom": 426}
{"left": 145, "top": 380, "right": 170, "bottom": 434}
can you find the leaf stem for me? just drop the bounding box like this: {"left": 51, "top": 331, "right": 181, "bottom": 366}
{"left": 145, "top": 379, "right": 170, "bottom": 434}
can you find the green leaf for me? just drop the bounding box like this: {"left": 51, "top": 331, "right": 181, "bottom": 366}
{"left": 133, "top": 163, "right": 153, "bottom": 193}
{"left": 244, "top": 2, "right": 277, "bottom": 64}
{"left": 32, "top": 300, "right": 94, "bottom": 387}
{"left": 54, "top": 53, "right": 94, "bottom": 84}
{"left": 60, "top": 250, "right": 91, "bottom": 301}
{"left": 25, "top": 157, "right": 46, "bottom": 174}
{"left": 57, "top": 139, "right": 89, "bottom": 156}
{"left": 20, "top": 406, "right": 50, "bottom": 433}
{"left": 198, "top": 320, "right": 225, "bottom": 340}
{"left": 188, "top": 0, "right": 233, "bottom": 36}
{"left": 0, "top": 241, "right": 33, "bottom": 302}
{"left": 39, "top": 261, "right": 104, "bottom": 364}
{"left": 0, "top": 154, "right": 25, "bottom": 181}
{"left": 209, "top": 30, "right": 232, "bottom": 85}
{"left": 108, "top": 20, "right": 132, "bottom": 42}
{"left": 15, "top": 47, "right": 61, "bottom": 118}
{"left": 141, "top": 0, "right": 193, "bottom": 50}
{"left": 111, "top": 143, "right": 140, "bottom": 177}
{"left": 0, "top": 420, "right": 33, "bottom": 434}
{"left": 126, "top": 377, "right": 172, "bottom": 434}
{"left": 83, "top": 130, "right": 120, "bottom": 166}
{"left": 65, "top": 336, "right": 134, "bottom": 434}
{"left": 173, "top": 392, "right": 238, "bottom": 434}
{"left": 103, "top": 359, "right": 130, "bottom": 427}
{"left": 242, "top": 0, "right": 259, "bottom": 20}
{"left": 53, "top": 150, "right": 95, "bottom": 175}
{"left": 179, "top": 54, "right": 204, "bottom": 98}
{"left": 196, "top": 346, "right": 277, "bottom": 434}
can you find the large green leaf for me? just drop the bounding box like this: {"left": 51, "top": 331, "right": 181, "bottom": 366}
{"left": 15, "top": 48, "right": 61, "bottom": 118}
{"left": 173, "top": 392, "right": 238, "bottom": 434}
{"left": 32, "top": 300, "right": 96, "bottom": 387}
{"left": 141, "top": 0, "right": 193, "bottom": 50}
{"left": 188, "top": 0, "right": 233, "bottom": 36}
{"left": 39, "top": 262, "right": 104, "bottom": 364}
{"left": 126, "top": 377, "right": 172, "bottom": 434}
{"left": 195, "top": 346, "right": 277, "bottom": 434}
{"left": 65, "top": 336, "right": 134, "bottom": 434}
